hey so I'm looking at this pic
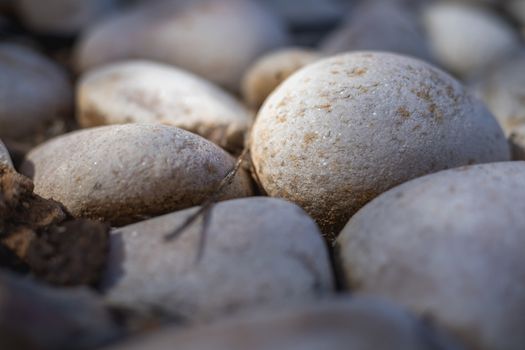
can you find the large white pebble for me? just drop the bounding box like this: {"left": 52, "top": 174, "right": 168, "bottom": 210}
{"left": 423, "top": 2, "right": 519, "bottom": 77}
{"left": 103, "top": 296, "right": 463, "bottom": 350}
{"left": 337, "top": 162, "right": 525, "bottom": 350}
{"left": 0, "top": 43, "right": 72, "bottom": 140}
{"left": 321, "top": 1, "right": 433, "bottom": 62}
{"left": 251, "top": 52, "right": 510, "bottom": 236}
{"left": 75, "top": 0, "right": 289, "bottom": 91}
{"left": 15, "top": 0, "right": 116, "bottom": 35}
{"left": 100, "top": 197, "right": 333, "bottom": 321}
{"left": 241, "top": 48, "right": 321, "bottom": 109}
{"left": 20, "top": 124, "right": 253, "bottom": 225}
{"left": 78, "top": 60, "right": 252, "bottom": 152}
{"left": 509, "top": 125, "right": 525, "bottom": 160}
{"left": 471, "top": 53, "right": 525, "bottom": 133}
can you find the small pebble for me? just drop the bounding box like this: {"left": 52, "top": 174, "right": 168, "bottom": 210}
{"left": 337, "top": 161, "right": 525, "bottom": 350}
{"left": 0, "top": 43, "right": 72, "bottom": 141}
{"left": 20, "top": 124, "right": 253, "bottom": 225}
{"left": 422, "top": 2, "right": 520, "bottom": 77}
{"left": 251, "top": 52, "right": 510, "bottom": 237}
{"left": 321, "top": 1, "right": 433, "bottom": 62}
{"left": 15, "top": 0, "right": 117, "bottom": 35}
{"left": 78, "top": 60, "right": 252, "bottom": 152}
{"left": 100, "top": 197, "right": 334, "bottom": 322}
{"left": 241, "top": 48, "right": 322, "bottom": 109}
{"left": 75, "top": 0, "right": 289, "bottom": 91}
{"left": 470, "top": 52, "right": 525, "bottom": 134}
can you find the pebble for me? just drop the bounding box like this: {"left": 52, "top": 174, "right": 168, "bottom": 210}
{"left": 241, "top": 48, "right": 322, "bottom": 109}
{"left": 422, "top": 2, "right": 520, "bottom": 77}
{"left": 0, "top": 43, "right": 72, "bottom": 141}
{"left": 337, "top": 161, "right": 525, "bottom": 350}
{"left": 78, "top": 60, "right": 252, "bottom": 152}
{"left": 250, "top": 52, "right": 510, "bottom": 236}
{"left": 15, "top": 0, "right": 117, "bottom": 35}
{"left": 20, "top": 124, "right": 253, "bottom": 225}
{"left": 470, "top": 52, "right": 525, "bottom": 134}
{"left": 75, "top": 0, "right": 289, "bottom": 91}
{"left": 321, "top": 1, "right": 433, "bottom": 62}
{"left": 100, "top": 197, "right": 334, "bottom": 322}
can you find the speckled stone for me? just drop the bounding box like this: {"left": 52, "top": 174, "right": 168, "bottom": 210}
{"left": 510, "top": 125, "right": 525, "bottom": 160}
{"left": 423, "top": 2, "right": 520, "bottom": 77}
{"left": 241, "top": 48, "right": 321, "bottom": 109}
{"left": 78, "top": 60, "right": 252, "bottom": 152}
{"left": 20, "top": 124, "right": 253, "bottom": 225}
{"left": 471, "top": 52, "right": 525, "bottom": 134}
{"left": 0, "top": 43, "right": 72, "bottom": 140}
{"left": 0, "top": 139, "right": 12, "bottom": 167}
{"left": 75, "top": 0, "right": 289, "bottom": 91}
{"left": 251, "top": 52, "right": 510, "bottom": 237}
{"left": 337, "top": 161, "right": 525, "bottom": 350}
{"left": 100, "top": 197, "right": 333, "bottom": 322}
{"left": 103, "top": 296, "right": 463, "bottom": 350}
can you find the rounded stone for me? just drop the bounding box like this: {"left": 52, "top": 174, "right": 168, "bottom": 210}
{"left": 321, "top": 1, "right": 433, "bottom": 62}
{"left": 422, "top": 2, "right": 519, "bottom": 77}
{"left": 15, "top": 0, "right": 116, "bottom": 35}
{"left": 471, "top": 52, "right": 525, "bottom": 134}
{"left": 250, "top": 52, "right": 510, "bottom": 237}
{"left": 75, "top": 0, "right": 289, "bottom": 91}
{"left": 103, "top": 296, "right": 463, "bottom": 350}
{"left": 20, "top": 124, "right": 253, "bottom": 225}
{"left": 337, "top": 161, "right": 525, "bottom": 350}
{"left": 241, "top": 48, "right": 321, "bottom": 109}
{"left": 0, "top": 43, "right": 72, "bottom": 140}
{"left": 100, "top": 197, "right": 333, "bottom": 321}
{"left": 77, "top": 60, "right": 252, "bottom": 152}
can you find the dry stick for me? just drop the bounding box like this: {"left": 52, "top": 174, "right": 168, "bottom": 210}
{"left": 164, "top": 147, "right": 250, "bottom": 242}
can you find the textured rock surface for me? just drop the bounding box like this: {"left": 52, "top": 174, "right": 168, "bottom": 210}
{"left": 423, "top": 2, "right": 519, "bottom": 77}
{"left": 75, "top": 0, "right": 289, "bottom": 91}
{"left": 241, "top": 48, "right": 321, "bottom": 109}
{"left": 78, "top": 60, "right": 252, "bottom": 152}
{"left": 338, "top": 162, "right": 525, "bottom": 350}
{"left": 21, "top": 124, "right": 253, "bottom": 225}
{"left": 0, "top": 43, "right": 72, "bottom": 140}
{"left": 101, "top": 197, "right": 333, "bottom": 322}
{"left": 102, "top": 296, "right": 462, "bottom": 350}
{"left": 251, "top": 52, "right": 510, "bottom": 237}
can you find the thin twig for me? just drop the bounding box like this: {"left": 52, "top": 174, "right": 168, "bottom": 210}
{"left": 164, "top": 147, "right": 249, "bottom": 242}
{"left": 194, "top": 202, "right": 214, "bottom": 264}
